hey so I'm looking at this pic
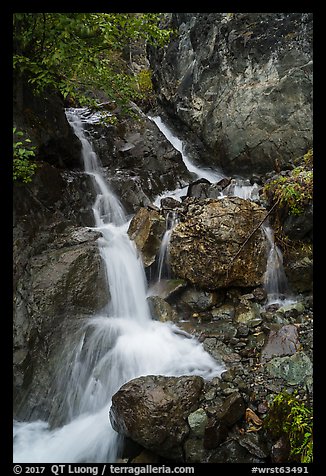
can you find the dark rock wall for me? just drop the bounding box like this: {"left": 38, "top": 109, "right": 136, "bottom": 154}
{"left": 13, "top": 77, "right": 82, "bottom": 168}
{"left": 149, "top": 13, "right": 313, "bottom": 176}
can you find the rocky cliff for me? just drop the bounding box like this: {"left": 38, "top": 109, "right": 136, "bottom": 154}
{"left": 149, "top": 13, "right": 313, "bottom": 176}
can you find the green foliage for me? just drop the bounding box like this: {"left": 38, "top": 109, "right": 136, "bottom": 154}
{"left": 136, "top": 69, "right": 153, "bottom": 95}
{"left": 13, "top": 13, "right": 173, "bottom": 108}
{"left": 263, "top": 149, "right": 313, "bottom": 216}
{"left": 264, "top": 391, "right": 313, "bottom": 463}
{"left": 13, "top": 127, "right": 37, "bottom": 183}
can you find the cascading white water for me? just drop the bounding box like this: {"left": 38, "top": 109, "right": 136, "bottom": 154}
{"left": 149, "top": 115, "right": 260, "bottom": 205}
{"left": 13, "top": 108, "right": 225, "bottom": 464}
{"left": 262, "top": 224, "right": 293, "bottom": 305}
{"left": 149, "top": 116, "right": 225, "bottom": 183}
{"left": 224, "top": 178, "right": 260, "bottom": 201}
{"left": 157, "top": 211, "right": 179, "bottom": 282}
{"left": 149, "top": 115, "right": 225, "bottom": 206}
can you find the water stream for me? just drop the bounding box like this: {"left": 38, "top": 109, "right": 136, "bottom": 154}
{"left": 14, "top": 108, "right": 294, "bottom": 463}
{"left": 262, "top": 224, "right": 293, "bottom": 305}
{"left": 157, "top": 211, "right": 179, "bottom": 282}
{"left": 150, "top": 115, "right": 292, "bottom": 305}
{"left": 13, "top": 108, "right": 225, "bottom": 463}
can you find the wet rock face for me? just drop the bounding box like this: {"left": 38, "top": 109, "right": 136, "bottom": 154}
{"left": 110, "top": 375, "right": 204, "bottom": 460}
{"left": 150, "top": 13, "right": 312, "bottom": 176}
{"left": 169, "top": 197, "right": 267, "bottom": 289}
{"left": 13, "top": 164, "right": 108, "bottom": 419}
{"left": 83, "top": 112, "right": 193, "bottom": 213}
{"left": 260, "top": 324, "right": 300, "bottom": 363}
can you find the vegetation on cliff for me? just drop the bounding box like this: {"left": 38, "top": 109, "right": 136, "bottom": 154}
{"left": 13, "top": 13, "right": 173, "bottom": 182}
{"left": 13, "top": 13, "right": 172, "bottom": 107}
{"left": 13, "top": 127, "right": 37, "bottom": 183}
{"left": 264, "top": 390, "right": 313, "bottom": 463}
{"left": 263, "top": 150, "right": 313, "bottom": 217}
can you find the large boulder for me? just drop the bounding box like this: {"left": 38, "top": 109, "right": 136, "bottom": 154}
{"left": 110, "top": 375, "right": 204, "bottom": 460}
{"left": 110, "top": 376, "right": 252, "bottom": 463}
{"left": 169, "top": 197, "right": 267, "bottom": 289}
{"left": 150, "top": 13, "right": 312, "bottom": 176}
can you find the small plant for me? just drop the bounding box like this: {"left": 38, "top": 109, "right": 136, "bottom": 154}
{"left": 13, "top": 127, "right": 38, "bottom": 183}
{"left": 136, "top": 69, "right": 153, "bottom": 95}
{"left": 263, "top": 149, "right": 313, "bottom": 216}
{"left": 264, "top": 391, "right": 313, "bottom": 463}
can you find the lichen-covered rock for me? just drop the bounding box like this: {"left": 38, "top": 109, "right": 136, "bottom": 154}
{"left": 110, "top": 375, "right": 204, "bottom": 460}
{"left": 187, "top": 408, "right": 209, "bottom": 437}
{"left": 265, "top": 351, "right": 313, "bottom": 387}
{"left": 234, "top": 299, "right": 261, "bottom": 327}
{"left": 169, "top": 197, "right": 267, "bottom": 289}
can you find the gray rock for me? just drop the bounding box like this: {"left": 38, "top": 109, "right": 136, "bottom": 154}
{"left": 147, "top": 295, "right": 178, "bottom": 322}
{"left": 178, "top": 288, "right": 222, "bottom": 312}
{"left": 214, "top": 391, "right": 246, "bottom": 427}
{"left": 150, "top": 13, "right": 312, "bottom": 176}
{"left": 284, "top": 254, "right": 313, "bottom": 294}
{"left": 183, "top": 438, "right": 209, "bottom": 463}
{"left": 266, "top": 351, "right": 313, "bottom": 387}
{"left": 187, "top": 408, "right": 209, "bottom": 437}
{"left": 283, "top": 205, "right": 313, "bottom": 240}
{"left": 29, "top": 242, "right": 108, "bottom": 326}
{"left": 148, "top": 279, "right": 188, "bottom": 302}
{"left": 211, "top": 303, "right": 235, "bottom": 320}
{"left": 208, "top": 438, "right": 266, "bottom": 463}
{"left": 237, "top": 432, "right": 270, "bottom": 459}
{"left": 203, "top": 420, "right": 228, "bottom": 450}
{"left": 87, "top": 113, "right": 193, "bottom": 213}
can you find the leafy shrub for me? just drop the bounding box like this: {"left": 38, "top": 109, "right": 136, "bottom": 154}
{"left": 264, "top": 391, "right": 313, "bottom": 463}
{"left": 13, "top": 127, "right": 37, "bottom": 183}
{"left": 13, "top": 13, "right": 173, "bottom": 109}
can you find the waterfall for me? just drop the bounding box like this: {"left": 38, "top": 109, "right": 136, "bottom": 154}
{"left": 149, "top": 115, "right": 225, "bottom": 206}
{"left": 13, "top": 108, "right": 224, "bottom": 464}
{"left": 149, "top": 115, "right": 294, "bottom": 307}
{"left": 149, "top": 115, "right": 260, "bottom": 204}
{"left": 157, "top": 211, "right": 179, "bottom": 282}
{"left": 262, "top": 224, "right": 293, "bottom": 305}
